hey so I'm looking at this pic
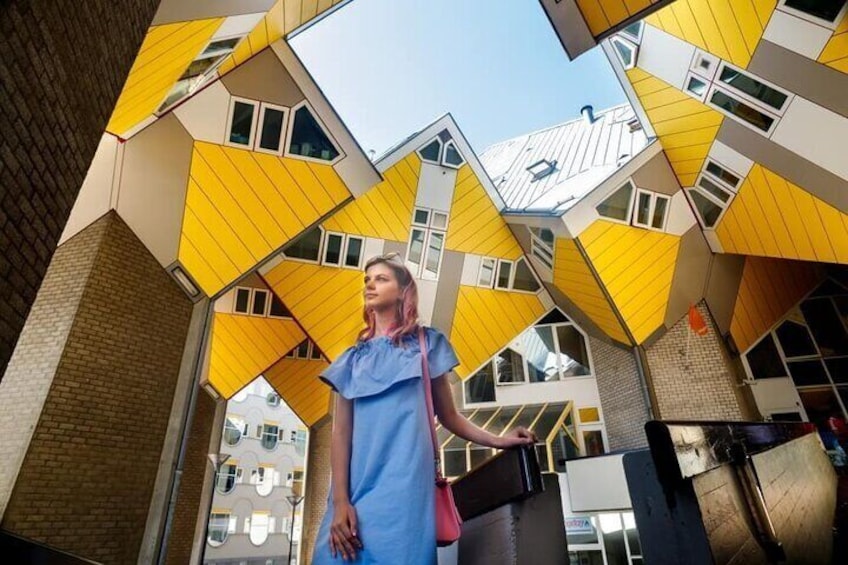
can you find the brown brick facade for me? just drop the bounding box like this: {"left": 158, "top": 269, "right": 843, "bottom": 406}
{"left": 1, "top": 213, "right": 194, "bottom": 564}
{"left": 590, "top": 336, "right": 650, "bottom": 450}
{"left": 0, "top": 0, "right": 158, "bottom": 379}
{"left": 646, "top": 302, "right": 745, "bottom": 421}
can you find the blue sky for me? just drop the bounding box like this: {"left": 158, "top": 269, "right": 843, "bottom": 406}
{"left": 291, "top": 0, "right": 627, "bottom": 156}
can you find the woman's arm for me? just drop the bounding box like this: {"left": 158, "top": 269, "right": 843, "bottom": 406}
{"left": 328, "top": 393, "right": 362, "bottom": 559}
{"left": 431, "top": 374, "right": 536, "bottom": 448}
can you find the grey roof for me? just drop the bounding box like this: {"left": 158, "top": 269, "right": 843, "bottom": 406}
{"left": 480, "top": 104, "right": 649, "bottom": 211}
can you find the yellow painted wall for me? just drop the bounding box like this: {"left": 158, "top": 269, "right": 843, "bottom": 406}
{"left": 263, "top": 261, "right": 364, "bottom": 361}
{"left": 576, "top": 0, "right": 658, "bottom": 37}
{"left": 178, "top": 141, "right": 351, "bottom": 296}
{"left": 217, "top": 0, "right": 347, "bottom": 75}
{"left": 553, "top": 238, "right": 631, "bottom": 345}
{"left": 645, "top": 0, "right": 777, "bottom": 68}
{"left": 450, "top": 286, "right": 547, "bottom": 379}
{"left": 107, "top": 18, "right": 224, "bottom": 136}
{"left": 322, "top": 153, "right": 421, "bottom": 241}
{"left": 730, "top": 256, "right": 824, "bottom": 353}
{"left": 265, "top": 357, "right": 331, "bottom": 426}
{"left": 626, "top": 68, "right": 723, "bottom": 187}
{"left": 207, "top": 313, "right": 306, "bottom": 398}
{"left": 446, "top": 165, "right": 523, "bottom": 260}
{"left": 819, "top": 15, "right": 848, "bottom": 73}
{"left": 715, "top": 165, "right": 848, "bottom": 264}
{"left": 578, "top": 220, "right": 681, "bottom": 344}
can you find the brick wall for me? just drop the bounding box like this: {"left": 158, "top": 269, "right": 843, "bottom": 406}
{"left": 0, "top": 0, "right": 158, "bottom": 379}
{"left": 1, "top": 212, "right": 194, "bottom": 564}
{"left": 590, "top": 337, "right": 649, "bottom": 450}
{"left": 646, "top": 302, "right": 744, "bottom": 421}
{"left": 303, "top": 418, "right": 332, "bottom": 564}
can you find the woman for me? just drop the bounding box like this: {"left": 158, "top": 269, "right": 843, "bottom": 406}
{"left": 311, "top": 253, "right": 537, "bottom": 564}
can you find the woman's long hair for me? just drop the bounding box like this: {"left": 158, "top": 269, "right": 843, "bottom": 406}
{"left": 357, "top": 254, "right": 419, "bottom": 344}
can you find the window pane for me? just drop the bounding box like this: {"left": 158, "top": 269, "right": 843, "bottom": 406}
{"left": 259, "top": 107, "right": 285, "bottom": 151}
{"left": 495, "top": 348, "right": 524, "bottom": 383}
{"left": 706, "top": 161, "right": 740, "bottom": 187}
{"left": 432, "top": 212, "right": 448, "bottom": 229}
{"left": 718, "top": 67, "right": 788, "bottom": 110}
{"left": 310, "top": 342, "right": 322, "bottom": 359}
{"left": 787, "top": 359, "right": 829, "bottom": 386}
{"left": 556, "top": 325, "right": 591, "bottom": 376}
{"left": 235, "top": 288, "right": 251, "bottom": 313}
{"left": 583, "top": 430, "right": 605, "bottom": 456}
{"left": 746, "top": 335, "right": 786, "bottom": 379}
{"left": 269, "top": 295, "right": 291, "bottom": 318}
{"left": 775, "top": 320, "right": 817, "bottom": 357}
{"left": 689, "top": 189, "right": 723, "bottom": 228}
{"left": 496, "top": 261, "right": 512, "bottom": 289}
{"left": 252, "top": 290, "right": 267, "bottom": 316}
{"left": 289, "top": 106, "right": 339, "bottom": 161}
{"left": 229, "top": 101, "right": 254, "bottom": 145}
{"left": 635, "top": 192, "right": 651, "bottom": 225}
{"left": 532, "top": 404, "right": 565, "bottom": 443}
{"left": 799, "top": 387, "right": 845, "bottom": 424}
{"left": 443, "top": 142, "right": 464, "bottom": 167}
{"left": 180, "top": 54, "right": 225, "bottom": 81}
{"left": 202, "top": 37, "right": 240, "bottom": 57}
{"left": 285, "top": 227, "right": 322, "bottom": 261}
{"left": 464, "top": 362, "right": 496, "bottom": 403}
{"left": 324, "top": 234, "right": 343, "bottom": 265}
{"left": 345, "top": 237, "right": 363, "bottom": 267}
{"left": 419, "top": 138, "right": 441, "bottom": 162}
{"left": 699, "top": 176, "right": 731, "bottom": 203}
{"left": 469, "top": 447, "right": 492, "bottom": 470}
{"left": 444, "top": 449, "right": 467, "bottom": 477}
{"left": 624, "top": 512, "right": 642, "bottom": 556}
{"left": 478, "top": 258, "right": 495, "bottom": 287}
{"left": 522, "top": 326, "right": 559, "bottom": 382}
{"left": 785, "top": 0, "right": 847, "bottom": 21}
{"left": 687, "top": 76, "right": 707, "bottom": 96}
{"left": 651, "top": 196, "right": 668, "bottom": 229}
{"left": 613, "top": 38, "right": 634, "bottom": 67}
{"left": 408, "top": 229, "right": 425, "bottom": 265}
{"left": 801, "top": 298, "right": 848, "bottom": 356}
{"left": 513, "top": 258, "right": 540, "bottom": 292}
{"left": 297, "top": 341, "right": 309, "bottom": 358}
{"left": 825, "top": 357, "right": 848, "bottom": 384}
{"left": 622, "top": 21, "right": 643, "bottom": 41}
{"left": 596, "top": 182, "right": 633, "bottom": 221}
{"left": 710, "top": 90, "right": 775, "bottom": 132}
{"left": 249, "top": 513, "right": 270, "bottom": 545}
{"left": 425, "top": 232, "right": 444, "bottom": 275}
{"left": 414, "top": 209, "right": 430, "bottom": 225}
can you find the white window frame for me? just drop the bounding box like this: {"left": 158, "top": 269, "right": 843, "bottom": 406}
{"left": 321, "top": 231, "right": 345, "bottom": 267}
{"left": 714, "top": 62, "right": 793, "bottom": 116}
{"left": 342, "top": 235, "right": 365, "bottom": 269}
{"left": 610, "top": 35, "right": 638, "bottom": 70}
{"left": 223, "top": 415, "right": 247, "bottom": 446}
{"left": 707, "top": 85, "right": 782, "bottom": 136}
{"left": 416, "top": 136, "right": 443, "bottom": 164}
{"left": 284, "top": 100, "right": 344, "bottom": 165}
{"left": 778, "top": 0, "right": 848, "bottom": 28}
{"left": 631, "top": 190, "right": 669, "bottom": 232}
{"left": 441, "top": 140, "right": 465, "bottom": 169}
{"left": 495, "top": 259, "right": 513, "bottom": 290}
{"left": 477, "top": 257, "right": 497, "bottom": 288}
{"left": 510, "top": 257, "right": 543, "bottom": 294}
{"left": 529, "top": 227, "right": 555, "bottom": 271}
{"left": 595, "top": 180, "right": 636, "bottom": 225}
{"left": 406, "top": 207, "right": 448, "bottom": 280}
{"left": 232, "top": 286, "right": 253, "bottom": 315}
{"left": 703, "top": 159, "right": 742, "bottom": 191}
{"left": 207, "top": 511, "right": 232, "bottom": 547}
{"left": 421, "top": 230, "right": 446, "bottom": 281}
{"left": 266, "top": 294, "right": 291, "bottom": 320}
{"left": 250, "top": 288, "right": 270, "bottom": 317}
{"left": 225, "top": 96, "right": 259, "bottom": 149}
{"left": 254, "top": 102, "right": 289, "bottom": 156}
{"left": 282, "top": 226, "right": 324, "bottom": 265}
{"left": 619, "top": 20, "right": 644, "bottom": 43}
{"left": 685, "top": 176, "right": 733, "bottom": 230}
{"left": 215, "top": 462, "right": 239, "bottom": 494}
{"left": 683, "top": 72, "right": 710, "bottom": 103}
{"left": 261, "top": 424, "right": 279, "bottom": 451}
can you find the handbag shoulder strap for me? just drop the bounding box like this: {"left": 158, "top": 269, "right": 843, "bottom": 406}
{"left": 418, "top": 327, "right": 441, "bottom": 470}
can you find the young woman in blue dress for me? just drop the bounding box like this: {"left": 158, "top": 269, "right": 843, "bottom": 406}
{"left": 311, "top": 253, "right": 537, "bottom": 564}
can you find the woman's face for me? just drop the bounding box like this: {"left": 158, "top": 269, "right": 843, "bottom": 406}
{"left": 364, "top": 262, "right": 402, "bottom": 311}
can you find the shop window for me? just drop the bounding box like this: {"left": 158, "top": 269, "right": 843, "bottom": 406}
{"left": 529, "top": 227, "right": 555, "bottom": 271}
{"left": 215, "top": 462, "right": 239, "bottom": 494}
{"left": 249, "top": 512, "right": 270, "bottom": 546}
{"left": 442, "top": 140, "right": 465, "bottom": 168}
{"left": 464, "top": 362, "right": 496, "bottom": 403}
{"left": 288, "top": 105, "right": 340, "bottom": 161}
{"left": 223, "top": 415, "right": 247, "bottom": 446}
{"left": 228, "top": 99, "right": 257, "bottom": 146}
{"left": 256, "top": 104, "right": 287, "bottom": 154}
{"left": 775, "top": 320, "right": 818, "bottom": 358}
{"left": 418, "top": 138, "right": 442, "bottom": 163}
{"left": 746, "top": 335, "right": 787, "bottom": 379}
{"left": 207, "top": 512, "right": 233, "bottom": 547}
{"left": 284, "top": 227, "right": 323, "bottom": 262}
{"left": 801, "top": 298, "right": 848, "bottom": 357}
{"left": 596, "top": 181, "right": 634, "bottom": 222}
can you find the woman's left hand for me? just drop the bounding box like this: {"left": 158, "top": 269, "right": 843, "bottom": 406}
{"left": 497, "top": 426, "right": 537, "bottom": 448}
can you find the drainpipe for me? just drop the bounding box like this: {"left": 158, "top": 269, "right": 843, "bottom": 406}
{"left": 633, "top": 345, "right": 660, "bottom": 421}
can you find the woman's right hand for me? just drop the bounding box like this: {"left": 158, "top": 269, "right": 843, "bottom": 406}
{"left": 330, "top": 500, "right": 362, "bottom": 560}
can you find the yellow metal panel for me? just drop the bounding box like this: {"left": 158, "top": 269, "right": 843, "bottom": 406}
{"left": 729, "top": 257, "right": 824, "bottom": 353}
{"left": 446, "top": 165, "right": 522, "bottom": 260}
{"left": 576, "top": 0, "right": 657, "bottom": 37}
{"left": 576, "top": 1, "right": 611, "bottom": 36}
{"left": 206, "top": 313, "right": 306, "bottom": 399}
{"left": 323, "top": 153, "right": 421, "bottom": 240}
{"left": 578, "top": 221, "right": 681, "bottom": 344}
{"left": 819, "top": 17, "right": 848, "bottom": 73}
{"left": 107, "top": 18, "right": 224, "bottom": 136}
{"left": 265, "top": 357, "right": 331, "bottom": 426}
{"left": 553, "top": 238, "right": 631, "bottom": 344}
{"left": 450, "top": 286, "right": 546, "bottom": 379}
{"left": 178, "top": 142, "right": 352, "bottom": 296}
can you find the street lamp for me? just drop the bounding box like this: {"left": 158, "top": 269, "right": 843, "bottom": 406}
{"left": 286, "top": 493, "right": 305, "bottom": 565}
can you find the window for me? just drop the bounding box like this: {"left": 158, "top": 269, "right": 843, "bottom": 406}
{"left": 323, "top": 233, "right": 343, "bottom": 265}
{"left": 249, "top": 512, "right": 270, "bottom": 546}
{"left": 705, "top": 161, "right": 741, "bottom": 189}
{"left": 261, "top": 424, "right": 279, "bottom": 450}
{"left": 631, "top": 190, "right": 669, "bottom": 230}
{"left": 478, "top": 257, "right": 496, "bottom": 288}
{"left": 255, "top": 465, "right": 276, "bottom": 496}
{"left": 526, "top": 159, "right": 557, "bottom": 181}
{"left": 513, "top": 258, "right": 541, "bottom": 292}
{"left": 288, "top": 104, "right": 340, "bottom": 162}
{"left": 686, "top": 159, "right": 741, "bottom": 229}
{"left": 223, "top": 415, "right": 247, "bottom": 446}
{"left": 406, "top": 208, "right": 448, "bottom": 280}
{"left": 610, "top": 36, "right": 637, "bottom": 69}
{"left": 268, "top": 294, "right": 292, "bottom": 318}
{"left": 442, "top": 140, "right": 465, "bottom": 168}
{"left": 256, "top": 104, "right": 287, "bottom": 155}
{"left": 717, "top": 65, "right": 790, "bottom": 113}
{"left": 345, "top": 236, "right": 364, "bottom": 268}
{"left": 780, "top": 0, "right": 848, "bottom": 25}
{"left": 529, "top": 227, "right": 555, "bottom": 270}
{"left": 231, "top": 286, "right": 285, "bottom": 318}
{"left": 227, "top": 99, "right": 257, "bottom": 147}
{"left": 496, "top": 260, "right": 512, "bottom": 290}
{"left": 284, "top": 227, "right": 322, "bottom": 262}
{"left": 267, "top": 392, "right": 281, "bottom": 407}
{"left": 464, "top": 362, "right": 496, "bottom": 403}
{"left": 620, "top": 21, "right": 644, "bottom": 43}
{"left": 596, "top": 181, "right": 634, "bottom": 222}
{"left": 286, "top": 340, "right": 321, "bottom": 360}
{"left": 418, "top": 138, "right": 442, "bottom": 163}
{"left": 234, "top": 287, "right": 251, "bottom": 314}
{"left": 709, "top": 90, "right": 777, "bottom": 133}
{"left": 252, "top": 289, "right": 268, "bottom": 316}
{"left": 322, "top": 233, "right": 363, "bottom": 269}
{"left": 215, "top": 463, "right": 239, "bottom": 494}
{"left": 207, "top": 512, "right": 232, "bottom": 547}
{"left": 685, "top": 74, "right": 708, "bottom": 100}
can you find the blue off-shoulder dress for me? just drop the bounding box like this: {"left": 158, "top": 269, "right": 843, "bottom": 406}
{"left": 311, "top": 327, "right": 459, "bottom": 565}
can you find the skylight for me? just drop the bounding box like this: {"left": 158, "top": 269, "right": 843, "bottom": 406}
{"left": 526, "top": 159, "right": 557, "bottom": 180}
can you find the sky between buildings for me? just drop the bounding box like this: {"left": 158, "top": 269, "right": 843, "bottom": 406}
{"left": 291, "top": 0, "right": 628, "bottom": 157}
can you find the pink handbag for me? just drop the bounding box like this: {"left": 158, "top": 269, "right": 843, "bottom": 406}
{"left": 418, "top": 328, "right": 463, "bottom": 547}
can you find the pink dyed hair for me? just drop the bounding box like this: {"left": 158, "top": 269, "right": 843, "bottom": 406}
{"left": 357, "top": 253, "right": 420, "bottom": 344}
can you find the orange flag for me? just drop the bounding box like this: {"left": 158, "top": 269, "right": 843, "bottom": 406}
{"left": 688, "top": 304, "right": 708, "bottom": 336}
